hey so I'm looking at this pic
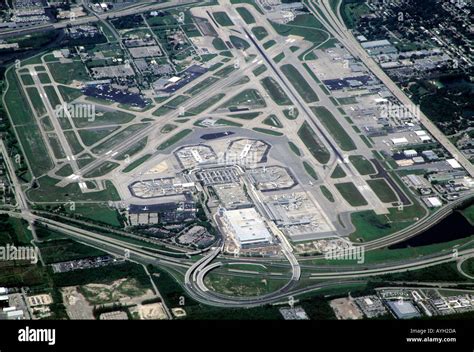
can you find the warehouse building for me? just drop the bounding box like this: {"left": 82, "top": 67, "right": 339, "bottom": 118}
{"left": 386, "top": 300, "right": 420, "bottom": 320}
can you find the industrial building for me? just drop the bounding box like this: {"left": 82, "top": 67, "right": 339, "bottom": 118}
{"left": 386, "top": 300, "right": 421, "bottom": 320}
{"left": 222, "top": 208, "right": 274, "bottom": 248}
{"left": 422, "top": 197, "right": 443, "bottom": 208}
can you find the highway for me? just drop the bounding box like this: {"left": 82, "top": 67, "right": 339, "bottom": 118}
{"left": 182, "top": 246, "right": 474, "bottom": 308}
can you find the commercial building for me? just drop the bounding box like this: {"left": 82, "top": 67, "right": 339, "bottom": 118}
{"left": 422, "top": 150, "right": 439, "bottom": 161}
{"left": 391, "top": 137, "right": 408, "bottom": 145}
{"left": 386, "top": 300, "right": 421, "bottom": 319}
{"left": 361, "top": 40, "right": 392, "bottom": 49}
{"left": 423, "top": 197, "right": 443, "bottom": 208}
{"left": 447, "top": 158, "right": 462, "bottom": 169}
{"left": 403, "top": 149, "right": 417, "bottom": 158}
{"left": 222, "top": 208, "right": 274, "bottom": 248}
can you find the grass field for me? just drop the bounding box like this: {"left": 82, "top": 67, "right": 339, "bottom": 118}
{"left": 66, "top": 203, "right": 121, "bottom": 227}
{"left": 335, "top": 182, "right": 368, "bottom": 207}
{"left": 28, "top": 177, "right": 120, "bottom": 203}
{"left": 263, "top": 115, "right": 283, "bottom": 128}
{"left": 47, "top": 134, "right": 66, "bottom": 159}
{"left": 44, "top": 85, "right": 61, "bottom": 108}
{"left": 231, "top": 76, "right": 255, "bottom": 87}
{"left": 288, "top": 141, "right": 301, "bottom": 156}
{"left": 311, "top": 106, "right": 356, "bottom": 151}
{"left": 341, "top": 0, "right": 370, "bottom": 29}
{"left": 204, "top": 272, "right": 288, "bottom": 297}
{"left": 57, "top": 85, "right": 82, "bottom": 103}
{"left": 273, "top": 52, "right": 285, "bottom": 63}
{"left": 461, "top": 257, "right": 474, "bottom": 277}
{"left": 38, "top": 239, "right": 107, "bottom": 264}
{"left": 4, "top": 69, "right": 36, "bottom": 125}
{"left": 229, "top": 35, "right": 250, "bottom": 50}
{"left": 271, "top": 13, "right": 330, "bottom": 46}
{"left": 160, "top": 124, "right": 177, "bottom": 134}
{"left": 303, "top": 161, "right": 318, "bottom": 180}
{"left": 283, "top": 107, "right": 298, "bottom": 120}
{"left": 349, "top": 155, "right": 376, "bottom": 175}
{"left": 320, "top": 185, "right": 335, "bottom": 202}
{"left": 157, "top": 129, "right": 192, "bottom": 150}
{"left": 78, "top": 126, "right": 120, "bottom": 146}
{"left": 228, "top": 112, "right": 261, "bottom": 120}
{"left": 461, "top": 205, "right": 474, "bottom": 225}
{"left": 74, "top": 110, "right": 135, "bottom": 128}
{"left": 367, "top": 179, "right": 398, "bottom": 203}
{"left": 236, "top": 7, "right": 255, "bottom": 24}
{"left": 16, "top": 128, "right": 53, "bottom": 176}
{"left": 262, "top": 40, "right": 276, "bottom": 49}
{"left": 251, "top": 26, "right": 268, "bottom": 40}
{"left": 162, "top": 95, "right": 189, "bottom": 108}
{"left": 252, "top": 64, "right": 267, "bottom": 77}
{"left": 20, "top": 74, "right": 34, "bottom": 86}
{"left": 281, "top": 64, "right": 319, "bottom": 103}
{"left": 221, "top": 89, "right": 266, "bottom": 109}
{"left": 47, "top": 61, "right": 89, "bottom": 85}
{"left": 213, "top": 12, "right": 234, "bottom": 27}
{"left": 122, "top": 154, "right": 152, "bottom": 173}
{"left": 331, "top": 165, "right": 346, "bottom": 178}
{"left": 0, "top": 262, "right": 48, "bottom": 287}
{"left": 37, "top": 72, "right": 51, "bottom": 84}
{"left": 212, "top": 38, "right": 227, "bottom": 51}
{"left": 215, "top": 119, "right": 242, "bottom": 127}
{"left": 349, "top": 211, "right": 410, "bottom": 242}
{"left": 56, "top": 164, "right": 73, "bottom": 177}
{"left": 260, "top": 77, "right": 291, "bottom": 106}
{"left": 64, "top": 131, "right": 84, "bottom": 155}
{"left": 29, "top": 93, "right": 49, "bottom": 120}
{"left": 297, "top": 121, "right": 330, "bottom": 164}
{"left": 40, "top": 116, "right": 54, "bottom": 132}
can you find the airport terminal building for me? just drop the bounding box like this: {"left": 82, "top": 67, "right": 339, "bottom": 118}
{"left": 222, "top": 208, "right": 274, "bottom": 248}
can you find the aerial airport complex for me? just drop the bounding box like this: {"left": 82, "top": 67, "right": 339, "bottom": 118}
{"left": 0, "top": 0, "right": 472, "bottom": 321}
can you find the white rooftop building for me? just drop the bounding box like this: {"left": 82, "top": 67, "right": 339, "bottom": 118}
{"left": 423, "top": 197, "right": 443, "bottom": 208}
{"left": 222, "top": 208, "right": 274, "bottom": 248}
{"left": 447, "top": 158, "right": 462, "bottom": 169}
{"left": 361, "top": 39, "right": 392, "bottom": 49}
{"left": 391, "top": 137, "right": 408, "bottom": 145}
{"left": 403, "top": 149, "right": 418, "bottom": 158}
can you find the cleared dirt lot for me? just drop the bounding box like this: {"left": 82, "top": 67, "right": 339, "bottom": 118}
{"left": 329, "top": 297, "right": 363, "bottom": 320}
